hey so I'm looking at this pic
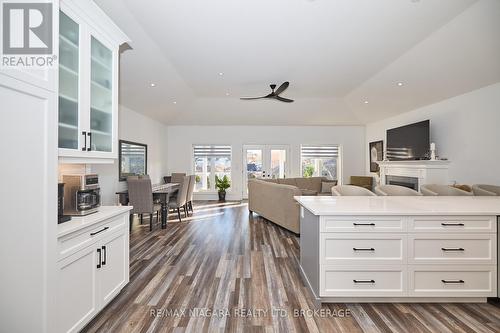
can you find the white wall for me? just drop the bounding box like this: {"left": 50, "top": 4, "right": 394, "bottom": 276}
{"left": 366, "top": 82, "right": 500, "bottom": 185}
{"left": 166, "top": 126, "right": 366, "bottom": 200}
{"left": 92, "top": 105, "right": 169, "bottom": 204}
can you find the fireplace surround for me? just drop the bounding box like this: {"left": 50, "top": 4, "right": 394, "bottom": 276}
{"left": 376, "top": 160, "right": 450, "bottom": 191}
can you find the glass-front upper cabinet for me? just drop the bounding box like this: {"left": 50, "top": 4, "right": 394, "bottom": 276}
{"left": 90, "top": 37, "right": 113, "bottom": 152}
{"left": 58, "top": 12, "right": 79, "bottom": 150}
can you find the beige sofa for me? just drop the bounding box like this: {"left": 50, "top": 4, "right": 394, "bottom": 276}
{"left": 248, "top": 177, "right": 335, "bottom": 233}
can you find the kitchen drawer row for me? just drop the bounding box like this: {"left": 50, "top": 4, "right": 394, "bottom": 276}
{"left": 320, "top": 265, "right": 497, "bottom": 297}
{"left": 321, "top": 215, "right": 497, "bottom": 233}
{"left": 321, "top": 233, "right": 497, "bottom": 265}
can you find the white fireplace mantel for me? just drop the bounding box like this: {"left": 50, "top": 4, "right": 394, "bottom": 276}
{"left": 377, "top": 160, "right": 451, "bottom": 190}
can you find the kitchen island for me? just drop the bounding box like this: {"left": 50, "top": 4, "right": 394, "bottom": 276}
{"left": 294, "top": 196, "right": 500, "bottom": 304}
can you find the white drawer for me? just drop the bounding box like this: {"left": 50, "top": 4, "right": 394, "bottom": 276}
{"left": 58, "top": 215, "right": 125, "bottom": 260}
{"left": 408, "top": 234, "right": 496, "bottom": 265}
{"left": 320, "top": 265, "right": 406, "bottom": 297}
{"left": 409, "top": 216, "right": 496, "bottom": 233}
{"left": 408, "top": 265, "right": 497, "bottom": 297}
{"left": 320, "top": 233, "right": 406, "bottom": 265}
{"left": 320, "top": 216, "right": 406, "bottom": 233}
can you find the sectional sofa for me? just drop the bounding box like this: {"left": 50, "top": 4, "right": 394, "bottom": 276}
{"left": 248, "top": 177, "right": 336, "bottom": 233}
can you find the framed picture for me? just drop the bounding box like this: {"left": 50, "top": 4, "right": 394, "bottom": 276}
{"left": 369, "top": 140, "right": 383, "bottom": 173}
{"left": 119, "top": 140, "right": 148, "bottom": 181}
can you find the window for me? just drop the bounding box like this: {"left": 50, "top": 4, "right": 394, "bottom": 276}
{"left": 193, "top": 145, "right": 231, "bottom": 191}
{"left": 301, "top": 145, "right": 340, "bottom": 180}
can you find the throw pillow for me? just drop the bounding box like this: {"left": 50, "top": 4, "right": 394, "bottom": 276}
{"left": 321, "top": 181, "right": 337, "bottom": 193}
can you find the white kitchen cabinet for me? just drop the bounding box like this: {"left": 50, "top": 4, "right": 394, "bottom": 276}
{"left": 56, "top": 209, "right": 130, "bottom": 333}
{"left": 58, "top": 0, "right": 129, "bottom": 163}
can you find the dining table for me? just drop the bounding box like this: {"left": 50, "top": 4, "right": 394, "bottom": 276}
{"left": 116, "top": 182, "right": 179, "bottom": 229}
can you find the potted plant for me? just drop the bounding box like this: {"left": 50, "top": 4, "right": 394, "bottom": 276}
{"left": 215, "top": 175, "right": 230, "bottom": 201}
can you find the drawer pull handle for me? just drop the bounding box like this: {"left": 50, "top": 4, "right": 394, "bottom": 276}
{"left": 101, "top": 246, "right": 106, "bottom": 265}
{"left": 441, "top": 279, "right": 465, "bottom": 284}
{"left": 441, "top": 247, "right": 465, "bottom": 252}
{"left": 353, "top": 223, "right": 375, "bottom": 226}
{"left": 90, "top": 227, "right": 109, "bottom": 236}
{"left": 353, "top": 247, "right": 375, "bottom": 251}
{"left": 353, "top": 279, "right": 375, "bottom": 284}
{"left": 441, "top": 223, "right": 464, "bottom": 226}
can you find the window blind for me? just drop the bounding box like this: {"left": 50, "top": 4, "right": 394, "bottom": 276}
{"left": 301, "top": 145, "right": 339, "bottom": 158}
{"left": 193, "top": 145, "right": 231, "bottom": 157}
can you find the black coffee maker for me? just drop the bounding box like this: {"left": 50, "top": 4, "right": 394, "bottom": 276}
{"left": 58, "top": 183, "right": 71, "bottom": 224}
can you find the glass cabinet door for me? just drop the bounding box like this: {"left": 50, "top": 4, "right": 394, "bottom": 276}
{"left": 58, "top": 12, "right": 79, "bottom": 149}
{"left": 90, "top": 36, "right": 113, "bottom": 152}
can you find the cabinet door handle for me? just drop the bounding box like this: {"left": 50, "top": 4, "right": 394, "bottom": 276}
{"left": 82, "top": 131, "right": 87, "bottom": 151}
{"left": 90, "top": 226, "right": 109, "bottom": 236}
{"left": 353, "top": 223, "right": 375, "bottom": 226}
{"left": 441, "top": 247, "right": 465, "bottom": 252}
{"left": 87, "top": 132, "right": 92, "bottom": 151}
{"left": 353, "top": 247, "right": 375, "bottom": 251}
{"left": 441, "top": 222, "right": 464, "bottom": 226}
{"left": 353, "top": 279, "right": 375, "bottom": 284}
{"left": 441, "top": 279, "right": 464, "bottom": 284}
{"left": 97, "top": 248, "right": 101, "bottom": 269}
{"left": 101, "top": 246, "right": 106, "bottom": 265}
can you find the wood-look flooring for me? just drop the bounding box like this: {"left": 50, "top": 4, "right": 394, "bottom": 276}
{"left": 82, "top": 201, "right": 500, "bottom": 333}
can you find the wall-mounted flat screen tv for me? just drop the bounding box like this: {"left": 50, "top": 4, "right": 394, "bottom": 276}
{"left": 386, "top": 120, "right": 430, "bottom": 160}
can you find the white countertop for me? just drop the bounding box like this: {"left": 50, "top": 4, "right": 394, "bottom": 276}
{"left": 294, "top": 196, "right": 500, "bottom": 216}
{"left": 58, "top": 206, "right": 132, "bottom": 237}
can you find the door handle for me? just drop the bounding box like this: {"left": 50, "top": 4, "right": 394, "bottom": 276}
{"left": 82, "top": 131, "right": 87, "bottom": 151}
{"left": 101, "top": 246, "right": 106, "bottom": 265}
{"left": 87, "top": 132, "right": 92, "bottom": 151}
{"left": 97, "top": 248, "right": 101, "bottom": 269}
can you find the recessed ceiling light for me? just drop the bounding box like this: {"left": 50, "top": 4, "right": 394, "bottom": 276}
{"left": 218, "top": 72, "right": 224, "bottom": 76}
{"left": 225, "top": 92, "right": 230, "bottom": 96}
{"left": 173, "top": 101, "right": 177, "bottom": 104}
{"left": 150, "top": 83, "right": 156, "bottom": 87}
{"left": 364, "top": 100, "right": 369, "bottom": 104}
{"left": 397, "top": 82, "right": 404, "bottom": 86}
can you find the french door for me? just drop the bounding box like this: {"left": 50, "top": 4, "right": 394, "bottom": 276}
{"left": 242, "top": 144, "right": 290, "bottom": 199}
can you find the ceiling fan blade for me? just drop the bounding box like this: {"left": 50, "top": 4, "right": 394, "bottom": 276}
{"left": 276, "top": 96, "right": 294, "bottom": 103}
{"left": 274, "top": 81, "right": 289, "bottom": 96}
{"left": 240, "top": 96, "right": 267, "bottom": 100}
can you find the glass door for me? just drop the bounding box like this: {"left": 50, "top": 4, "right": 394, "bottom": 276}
{"left": 89, "top": 36, "right": 113, "bottom": 152}
{"left": 58, "top": 11, "right": 80, "bottom": 149}
{"left": 242, "top": 145, "right": 289, "bottom": 199}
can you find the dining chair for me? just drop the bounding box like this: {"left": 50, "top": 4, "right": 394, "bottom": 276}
{"left": 168, "top": 175, "right": 190, "bottom": 222}
{"left": 127, "top": 177, "right": 161, "bottom": 231}
{"left": 171, "top": 173, "right": 186, "bottom": 184}
{"left": 331, "top": 185, "right": 376, "bottom": 196}
{"left": 375, "top": 184, "right": 422, "bottom": 196}
{"left": 472, "top": 184, "right": 500, "bottom": 196}
{"left": 185, "top": 175, "right": 196, "bottom": 215}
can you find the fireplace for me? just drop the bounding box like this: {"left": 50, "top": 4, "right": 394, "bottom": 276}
{"left": 386, "top": 175, "right": 419, "bottom": 191}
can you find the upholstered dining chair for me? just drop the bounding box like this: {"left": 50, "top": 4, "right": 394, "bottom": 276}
{"left": 472, "top": 184, "right": 500, "bottom": 196}
{"left": 169, "top": 175, "right": 190, "bottom": 222}
{"left": 185, "top": 175, "right": 196, "bottom": 215}
{"left": 127, "top": 177, "right": 161, "bottom": 231}
{"left": 331, "top": 185, "right": 376, "bottom": 196}
{"left": 420, "top": 184, "right": 473, "bottom": 196}
{"left": 375, "top": 184, "right": 422, "bottom": 196}
{"left": 171, "top": 173, "right": 186, "bottom": 184}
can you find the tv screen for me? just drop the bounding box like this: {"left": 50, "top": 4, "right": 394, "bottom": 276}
{"left": 387, "top": 120, "right": 430, "bottom": 160}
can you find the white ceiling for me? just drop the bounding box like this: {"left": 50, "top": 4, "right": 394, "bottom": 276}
{"left": 95, "top": 0, "right": 500, "bottom": 125}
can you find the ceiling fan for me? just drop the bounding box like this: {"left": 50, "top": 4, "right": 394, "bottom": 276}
{"left": 240, "top": 81, "right": 294, "bottom": 103}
